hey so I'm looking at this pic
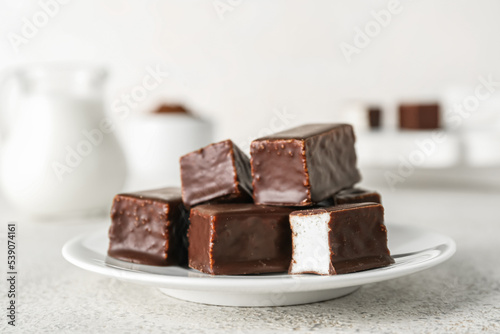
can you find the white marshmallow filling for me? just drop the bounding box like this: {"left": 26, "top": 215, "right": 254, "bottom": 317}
{"left": 290, "top": 212, "right": 331, "bottom": 275}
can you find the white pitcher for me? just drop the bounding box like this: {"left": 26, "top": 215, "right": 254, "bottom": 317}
{"left": 0, "top": 65, "right": 127, "bottom": 217}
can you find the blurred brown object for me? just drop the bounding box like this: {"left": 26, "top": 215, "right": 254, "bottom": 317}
{"left": 399, "top": 103, "right": 440, "bottom": 130}
{"left": 368, "top": 106, "right": 382, "bottom": 129}
{"left": 153, "top": 104, "right": 189, "bottom": 114}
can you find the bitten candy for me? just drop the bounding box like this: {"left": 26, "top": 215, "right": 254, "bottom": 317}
{"left": 108, "top": 187, "right": 187, "bottom": 266}
{"left": 188, "top": 204, "right": 295, "bottom": 275}
{"left": 289, "top": 203, "right": 393, "bottom": 275}
{"left": 250, "top": 124, "right": 361, "bottom": 206}
{"left": 180, "top": 140, "right": 253, "bottom": 208}
{"left": 334, "top": 188, "right": 381, "bottom": 205}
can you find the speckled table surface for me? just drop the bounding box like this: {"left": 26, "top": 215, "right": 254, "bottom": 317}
{"left": 1, "top": 186, "right": 499, "bottom": 334}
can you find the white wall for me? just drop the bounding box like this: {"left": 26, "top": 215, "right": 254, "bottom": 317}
{"left": 1, "top": 0, "right": 500, "bottom": 148}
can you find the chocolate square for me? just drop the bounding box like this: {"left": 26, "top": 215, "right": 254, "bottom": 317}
{"left": 188, "top": 204, "right": 295, "bottom": 275}
{"left": 180, "top": 140, "right": 252, "bottom": 208}
{"left": 368, "top": 107, "right": 382, "bottom": 129}
{"left": 289, "top": 203, "right": 393, "bottom": 275}
{"left": 399, "top": 103, "right": 440, "bottom": 130}
{"left": 250, "top": 124, "right": 361, "bottom": 206}
{"left": 108, "top": 187, "right": 187, "bottom": 266}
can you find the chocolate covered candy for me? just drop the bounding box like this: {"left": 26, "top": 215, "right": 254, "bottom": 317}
{"left": 334, "top": 188, "right": 381, "bottom": 205}
{"left": 399, "top": 103, "right": 440, "bottom": 130}
{"left": 180, "top": 140, "right": 252, "bottom": 208}
{"left": 368, "top": 107, "right": 382, "bottom": 129}
{"left": 188, "top": 204, "right": 295, "bottom": 275}
{"left": 108, "top": 187, "right": 187, "bottom": 266}
{"left": 250, "top": 124, "right": 361, "bottom": 206}
{"left": 289, "top": 203, "right": 393, "bottom": 275}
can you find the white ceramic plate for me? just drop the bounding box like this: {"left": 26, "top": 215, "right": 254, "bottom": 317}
{"left": 62, "top": 224, "right": 455, "bottom": 307}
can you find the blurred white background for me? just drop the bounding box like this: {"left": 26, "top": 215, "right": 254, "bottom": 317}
{"left": 2, "top": 0, "right": 500, "bottom": 145}
{"left": 1, "top": 0, "right": 500, "bottom": 216}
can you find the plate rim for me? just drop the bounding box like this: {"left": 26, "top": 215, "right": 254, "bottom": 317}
{"left": 62, "top": 224, "right": 456, "bottom": 293}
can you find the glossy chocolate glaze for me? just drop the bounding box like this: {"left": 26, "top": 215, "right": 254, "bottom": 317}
{"left": 108, "top": 187, "right": 187, "bottom": 266}
{"left": 334, "top": 188, "right": 381, "bottom": 205}
{"left": 188, "top": 204, "right": 296, "bottom": 275}
{"left": 290, "top": 203, "right": 393, "bottom": 275}
{"left": 180, "top": 140, "right": 252, "bottom": 208}
{"left": 250, "top": 139, "right": 309, "bottom": 206}
{"left": 399, "top": 103, "right": 440, "bottom": 130}
{"left": 255, "top": 124, "right": 348, "bottom": 139}
{"left": 250, "top": 124, "right": 361, "bottom": 206}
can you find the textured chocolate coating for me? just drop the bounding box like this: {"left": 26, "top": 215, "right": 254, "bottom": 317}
{"left": 250, "top": 124, "right": 361, "bottom": 206}
{"left": 180, "top": 140, "right": 252, "bottom": 208}
{"left": 290, "top": 203, "right": 394, "bottom": 275}
{"left": 188, "top": 204, "right": 296, "bottom": 275}
{"left": 334, "top": 188, "right": 381, "bottom": 205}
{"left": 108, "top": 187, "right": 188, "bottom": 266}
{"left": 399, "top": 103, "right": 440, "bottom": 130}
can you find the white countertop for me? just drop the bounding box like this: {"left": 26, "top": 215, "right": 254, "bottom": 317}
{"left": 1, "top": 184, "right": 499, "bottom": 334}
